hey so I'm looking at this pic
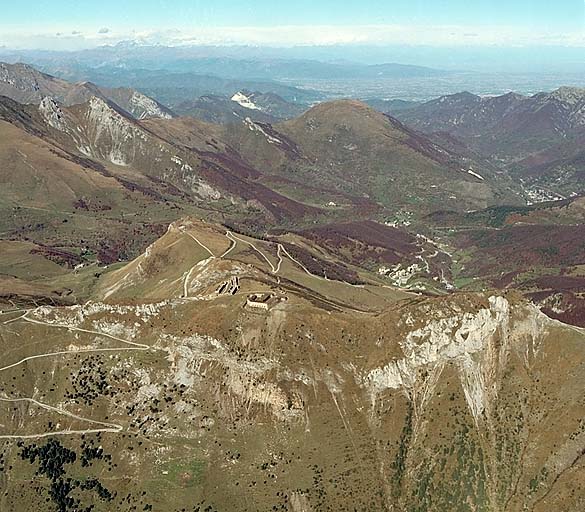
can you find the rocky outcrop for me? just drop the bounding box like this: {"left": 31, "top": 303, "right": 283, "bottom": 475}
{"left": 363, "top": 296, "right": 550, "bottom": 427}
{"left": 127, "top": 91, "right": 173, "bottom": 120}
{"left": 83, "top": 96, "right": 148, "bottom": 166}
{"left": 1, "top": 61, "right": 173, "bottom": 121}
{"left": 38, "top": 96, "right": 69, "bottom": 132}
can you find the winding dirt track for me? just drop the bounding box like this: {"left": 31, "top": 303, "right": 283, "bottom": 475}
{"left": 226, "top": 231, "right": 278, "bottom": 273}
{"left": 181, "top": 227, "right": 216, "bottom": 297}
{"left": 181, "top": 227, "right": 371, "bottom": 298}
{"left": 0, "top": 228, "right": 386, "bottom": 438}
{"left": 180, "top": 227, "right": 216, "bottom": 259}
{"left": 0, "top": 309, "right": 157, "bottom": 439}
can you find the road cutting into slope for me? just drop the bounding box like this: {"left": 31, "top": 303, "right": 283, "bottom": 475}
{"left": 180, "top": 227, "right": 216, "bottom": 258}
{"left": 226, "top": 231, "right": 278, "bottom": 273}
{"left": 181, "top": 227, "right": 217, "bottom": 298}
{"left": 220, "top": 234, "right": 237, "bottom": 258}
{"left": 0, "top": 396, "right": 122, "bottom": 439}
{"left": 222, "top": 231, "right": 376, "bottom": 291}
{"left": 0, "top": 308, "right": 159, "bottom": 439}
{"left": 277, "top": 243, "right": 366, "bottom": 289}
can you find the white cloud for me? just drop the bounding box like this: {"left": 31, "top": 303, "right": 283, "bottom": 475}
{"left": 1, "top": 24, "right": 584, "bottom": 50}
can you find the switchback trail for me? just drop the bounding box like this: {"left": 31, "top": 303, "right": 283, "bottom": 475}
{"left": 0, "top": 308, "right": 158, "bottom": 439}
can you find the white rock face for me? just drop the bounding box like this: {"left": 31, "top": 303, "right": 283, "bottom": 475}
{"left": 85, "top": 96, "right": 148, "bottom": 166}
{"left": 128, "top": 91, "right": 172, "bottom": 120}
{"left": 467, "top": 169, "right": 484, "bottom": 181}
{"left": 0, "top": 62, "right": 51, "bottom": 101}
{"left": 195, "top": 181, "right": 222, "bottom": 200}
{"left": 378, "top": 262, "right": 423, "bottom": 287}
{"left": 40, "top": 94, "right": 148, "bottom": 167}
{"left": 365, "top": 296, "right": 513, "bottom": 423}
{"left": 39, "top": 97, "right": 68, "bottom": 131}
{"left": 161, "top": 332, "right": 300, "bottom": 420}
{"left": 0, "top": 63, "right": 19, "bottom": 87}
{"left": 244, "top": 117, "right": 282, "bottom": 144}
{"left": 39, "top": 96, "right": 92, "bottom": 157}
{"left": 548, "top": 86, "right": 585, "bottom": 108}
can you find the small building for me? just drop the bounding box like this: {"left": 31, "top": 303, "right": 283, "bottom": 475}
{"left": 246, "top": 292, "right": 277, "bottom": 311}
{"left": 217, "top": 276, "right": 240, "bottom": 295}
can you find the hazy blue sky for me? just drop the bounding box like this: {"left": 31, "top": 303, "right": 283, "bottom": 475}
{"left": 1, "top": 0, "right": 584, "bottom": 49}
{"left": 2, "top": 0, "right": 584, "bottom": 28}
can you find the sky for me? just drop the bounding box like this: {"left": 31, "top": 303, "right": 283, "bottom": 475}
{"left": 1, "top": 0, "right": 584, "bottom": 49}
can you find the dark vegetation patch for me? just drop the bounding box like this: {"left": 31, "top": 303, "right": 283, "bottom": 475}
{"left": 528, "top": 290, "right": 585, "bottom": 327}
{"left": 96, "top": 223, "right": 167, "bottom": 265}
{"left": 73, "top": 198, "right": 113, "bottom": 212}
{"left": 489, "top": 271, "right": 522, "bottom": 289}
{"left": 300, "top": 220, "right": 418, "bottom": 266}
{"left": 461, "top": 225, "right": 585, "bottom": 271}
{"left": 198, "top": 158, "right": 318, "bottom": 221}
{"left": 18, "top": 438, "right": 114, "bottom": 512}
{"left": 146, "top": 174, "right": 192, "bottom": 199}
{"left": 526, "top": 275, "right": 585, "bottom": 291}
{"left": 0, "top": 96, "right": 45, "bottom": 137}
{"left": 385, "top": 114, "right": 464, "bottom": 170}
{"left": 0, "top": 291, "right": 74, "bottom": 308}
{"left": 251, "top": 121, "right": 303, "bottom": 159}
{"left": 425, "top": 199, "right": 576, "bottom": 228}
{"left": 466, "top": 205, "right": 534, "bottom": 228}
{"left": 197, "top": 148, "right": 261, "bottom": 179}
{"left": 30, "top": 244, "right": 84, "bottom": 268}
{"left": 65, "top": 355, "right": 117, "bottom": 406}
{"left": 391, "top": 400, "right": 413, "bottom": 497}
{"left": 278, "top": 241, "right": 363, "bottom": 284}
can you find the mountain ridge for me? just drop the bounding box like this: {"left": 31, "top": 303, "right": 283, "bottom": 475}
{"left": 393, "top": 87, "right": 585, "bottom": 198}
{"left": 0, "top": 61, "right": 174, "bottom": 120}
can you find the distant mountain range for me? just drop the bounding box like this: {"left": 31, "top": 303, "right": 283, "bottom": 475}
{"left": 28, "top": 64, "right": 323, "bottom": 107}
{"left": 394, "top": 88, "right": 585, "bottom": 147}
{"left": 6, "top": 61, "right": 585, "bottom": 228}
{"left": 161, "top": 58, "right": 447, "bottom": 81}
{"left": 391, "top": 88, "right": 585, "bottom": 199}
{"left": 2, "top": 44, "right": 449, "bottom": 81}
{"left": 4, "top": 60, "right": 584, "bottom": 205}
{"left": 0, "top": 62, "right": 582, "bottom": 312}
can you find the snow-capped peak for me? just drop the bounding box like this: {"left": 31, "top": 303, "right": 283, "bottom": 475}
{"left": 231, "top": 91, "right": 261, "bottom": 111}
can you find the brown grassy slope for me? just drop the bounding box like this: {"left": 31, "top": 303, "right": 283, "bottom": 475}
{"left": 0, "top": 291, "right": 583, "bottom": 511}
{"left": 224, "top": 100, "right": 519, "bottom": 214}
